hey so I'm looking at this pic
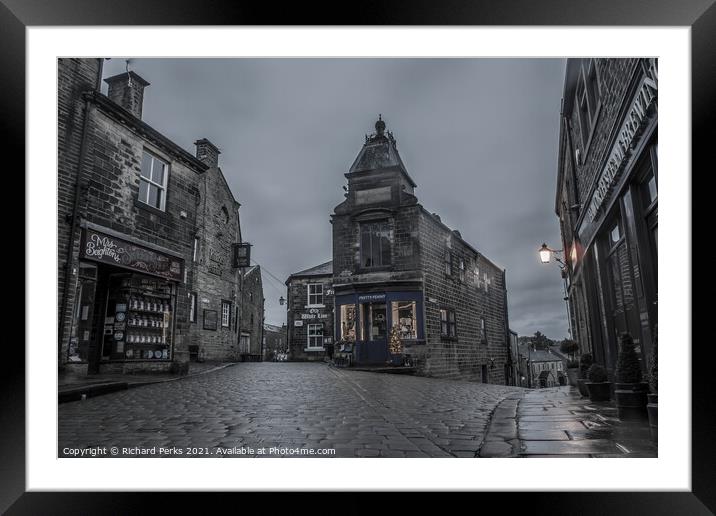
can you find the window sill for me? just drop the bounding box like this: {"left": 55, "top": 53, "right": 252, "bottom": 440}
{"left": 134, "top": 199, "right": 168, "bottom": 218}
{"left": 440, "top": 336, "right": 458, "bottom": 342}
{"left": 304, "top": 347, "right": 325, "bottom": 352}
{"left": 305, "top": 304, "right": 326, "bottom": 309}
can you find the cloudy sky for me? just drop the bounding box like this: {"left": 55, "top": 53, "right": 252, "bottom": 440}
{"left": 101, "top": 58, "right": 568, "bottom": 339}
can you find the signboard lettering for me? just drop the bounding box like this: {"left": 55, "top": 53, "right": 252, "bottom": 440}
{"left": 585, "top": 68, "right": 657, "bottom": 224}
{"left": 357, "top": 293, "right": 386, "bottom": 302}
{"left": 81, "top": 228, "right": 184, "bottom": 282}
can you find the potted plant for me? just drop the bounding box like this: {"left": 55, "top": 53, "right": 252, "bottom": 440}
{"left": 614, "top": 333, "right": 649, "bottom": 420}
{"left": 577, "top": 353, "right": 593, "bottom": 397}
{"left": 586, "top": 363, "right": 611, "bottom": 402}
{"left": 647, "top": 327, "right": 658, "bottom": 440}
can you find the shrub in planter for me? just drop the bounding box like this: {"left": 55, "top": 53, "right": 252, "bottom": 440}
{"left": 566, "top": 359, "right": 580, "bottom": 387}
{"left": 576, "top": 353, "right": 593, "bottom": 397}
{"left": 614, "top": 333, "right": 648, "bottom": 420}
{"left": 647, "top": 326, "right": 658, "bottom": 440}
{"left": 586, "top": 363, "right": 611, "bottom": 402}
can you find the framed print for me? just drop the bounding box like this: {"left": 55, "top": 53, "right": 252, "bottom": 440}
{"left": 6, "top": 0, "right": 712, "bottom": 513}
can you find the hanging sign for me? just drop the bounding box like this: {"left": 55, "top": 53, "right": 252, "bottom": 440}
{"left": 232, "top": 243, "right": 252, "bottom": 268}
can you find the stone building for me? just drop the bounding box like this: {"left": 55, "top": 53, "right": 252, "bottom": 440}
{"left": 285, "top": 261, "right": 334, "bottom": 361}
{"left": 523, "top": 348, "right": 566, "bottom": 388}
{"left": 239, "top": 265, "right": 265, "bottom": 360}
{"left": 57, "top": 58, "right": 244, "bottom": 374}
{"left": 263, "top": 323, "right": 288, "bottom": 361}
{"left": 555, "top": 58, "right": 657, "bottom": 379}
{"left": 186, "top": 139, "right": 243, "bottom": 362}
{"left": 331, "top": 117, "right": 511, "bottom": 383}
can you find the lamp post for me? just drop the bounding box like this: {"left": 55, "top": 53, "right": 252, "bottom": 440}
{"left": 538, "top": 243, "right": 574, "bottom": 341}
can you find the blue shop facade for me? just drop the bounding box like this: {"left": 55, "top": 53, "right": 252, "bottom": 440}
{"left": 334, "top": 286, "right": 425, "bottom": 365}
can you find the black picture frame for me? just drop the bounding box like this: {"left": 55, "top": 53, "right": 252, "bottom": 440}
{"left": 6, "top": 0, "right": 710, "bottom": 513}
{"left": 202, "top": 309, "right": 218, "bottom": 331}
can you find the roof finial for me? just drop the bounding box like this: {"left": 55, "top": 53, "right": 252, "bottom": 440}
{"left": 375, "top": 114, "right": 386, "bottom": 136}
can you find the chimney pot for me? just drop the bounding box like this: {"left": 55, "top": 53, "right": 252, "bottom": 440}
{"left": 104, "top": 71, "right": 150, "bottom": 119}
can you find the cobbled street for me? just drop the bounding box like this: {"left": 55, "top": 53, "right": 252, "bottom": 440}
{"left": 59, "top": 362, "right": 522, "bottom": 458}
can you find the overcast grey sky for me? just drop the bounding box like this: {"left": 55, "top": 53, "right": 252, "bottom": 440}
{"left": 101, "top": 58, "right": 568, "bottom": 339}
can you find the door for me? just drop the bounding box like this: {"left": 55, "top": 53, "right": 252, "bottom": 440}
{"left": 67, "top": 263, "right": 98, "bottom": 364}
{"left": 358, "top": 302, "right": 389, "bottom": 364}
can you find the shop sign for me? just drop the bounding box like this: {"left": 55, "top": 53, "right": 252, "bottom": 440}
{"left": 232, "top": 243, "right": 251, "bottom": 268}
{"left": 357, "top": 293, "right": 386, "bottom": 302}
{"left": 585, "top": 66, "right": 657, "bottom": 224}
{"left": 81, "top": 228, "right": 184, "bottom": 282}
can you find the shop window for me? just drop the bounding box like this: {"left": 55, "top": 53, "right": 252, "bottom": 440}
{"left": 340, "top": 304, "right": 356, "bottom": 341}
{"left": 308, "top": 283, "right": 324, "bottom": 306}
{"left": 139, "top": 151, "right": 169, "bottom": 211}
{"left": 440, "top": 308, "right": 456, "bottom": 338}
{"left": 360, "top": 220, "right": 392, "bottom": 267}
{"left": 221, "top": 300, "right": 231, "bottom": 327}
{"left": 189, "top": 292, "right": 197, "bottom": 323}
{"left": 307, "top": 323, "right": 324, "bottom": 349}
{"left": 391, "top": 301, "right": 417, "bottom": 339}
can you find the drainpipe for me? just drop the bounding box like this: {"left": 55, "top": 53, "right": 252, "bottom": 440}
{"left": 57, "top": 59, "right": 103, "bottom": 363}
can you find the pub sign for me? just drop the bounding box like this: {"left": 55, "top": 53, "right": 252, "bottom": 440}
{"left": 232, "top": 242, "right": 252, "bottom": 268}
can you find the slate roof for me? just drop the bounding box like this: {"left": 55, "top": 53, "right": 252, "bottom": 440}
{"left": 286, "top": 260, "right": 333, "bottom": 282}
{"left": 348, "top": 117, "right": 416, "bottom": 187}
{"left": 525, "top": 349, "right": 564, "bottom": 363}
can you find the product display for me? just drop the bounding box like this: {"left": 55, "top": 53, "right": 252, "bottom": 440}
{"left": 104, "top": 274, "right": 174, "bottom": 361}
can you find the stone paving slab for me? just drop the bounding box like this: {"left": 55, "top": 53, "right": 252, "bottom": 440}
{"left": 521, "top": 439, "right": 618, "bottom": 455}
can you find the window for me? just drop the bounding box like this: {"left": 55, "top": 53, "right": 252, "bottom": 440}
{"left": 480, "top": 317, "right": 487, "bottom": 342}
{"left": 340, "top": 304, "right": 356, "bottom": 341}
{"left": 576, "top": 59, "right": 601, "bottom": 149}
{"left": 189, "top": 292, "right": 197, "bottom": 323}
{"left": 221, "top": 301, "right": 231, "bottom": 328}
{"left": 440, "top": 308, "right": 456, "bottom": 338}
{"left": 483, "top": 272, "right": 490, "bottom": 293}
{"left": 444, "top": 250, "right": 452, "bottom": 276}
{"left": 192, "top": 236, "right": 200, "bottom": 262}
{"left": 458, "top": 259, "right": 465, "bottom": 282}
{"left": 360, "top": 220, "right": 392, "bottom": 267}
{"left": 307, "top": 323, "right": 324, "bottom": 349}
{"left": 139, "top": 151, "right": 168, "bottom": 211}
{"left": 308, "top": 283, "right": 324, "bottom": 306}
{"left": 391, "top": 301, "right": 417, "bottom": 339}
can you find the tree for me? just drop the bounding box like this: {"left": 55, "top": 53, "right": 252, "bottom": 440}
{"left": 531, "top": 331, "right": 553, "bottom": 350}
{"left": 560, "top": 339, "right": 579, "bottom": 360}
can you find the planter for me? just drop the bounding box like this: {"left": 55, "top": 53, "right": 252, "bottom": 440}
{"left": 586, "top": 381, "right": 612, "bottom": 402}
{"left": 566, "top": 368, "right": 579, "bottom": 387}
{"left": 576, "top": 378, "right": 590, "bottom": 397}
{"left": 647, "top": 393, "right": 658, "bottom": 442}
{"left": 614, "top": 382, "right": 649, "bottom": 420}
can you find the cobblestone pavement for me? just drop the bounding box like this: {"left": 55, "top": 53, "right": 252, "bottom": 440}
{"left": 59, "top": 362, "right": 524, "bottom": 458}
{"left": 479, "top": 385, "right": 657, "bottom": 457}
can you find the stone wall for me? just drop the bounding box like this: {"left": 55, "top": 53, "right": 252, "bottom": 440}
{"left": 286, "top": 275, "right": 334, "bottom": 361}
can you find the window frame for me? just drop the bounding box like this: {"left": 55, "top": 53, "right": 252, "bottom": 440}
{"left": 359, "top": 220, "right": 392, "bottom": 269}
{"left": 189, "top": 292, "right": 197, "bottom": 323}
{"left": 444, "top": 250, "right": 452, "bottom": 276}
{"left": 440, "top": 308, "right": 457, "bottom": 339}
{"left": 307, "top": 283, "right": 324, "bottom": 307}
{"left": 221, "top": 300, "right": 232, "bottom": 328}
{"left": 575, "top": 59, "right": 602, "bottom": 156}
{"left": 307, "top": 323, "right": 325, "bottom": 350}
{"left": 138, "top": 150, "right": 169, "bottom": 212}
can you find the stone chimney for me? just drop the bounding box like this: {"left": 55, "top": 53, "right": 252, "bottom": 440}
{"left": 104, "top": 71, "right": 150, "bottom": 119}
{"left": 195, "top": 139, "right": 220, "bottom": 168}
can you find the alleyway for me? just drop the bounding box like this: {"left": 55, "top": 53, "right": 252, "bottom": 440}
{"left": 58, "top": 363, "right": 656, "bottom": 458}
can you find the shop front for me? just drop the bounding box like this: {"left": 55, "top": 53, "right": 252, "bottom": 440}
{"left": 67, "top": 224, "right": 185, "bottom": 374}
{"left": 573, "top": 60, "right": 658, "bottom": 373}
{"left": 334, "top": 290, "right": 424, "bottom": 365}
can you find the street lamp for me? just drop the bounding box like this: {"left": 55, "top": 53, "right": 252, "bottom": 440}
{"left": 279, "top": 296, "right": 286, "bottom": 306}
{"left": 539, "top": 243, "right": 565, "bottom": 268}
{"left": 539, "top": 242, "right": 574, "bottom": 341}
